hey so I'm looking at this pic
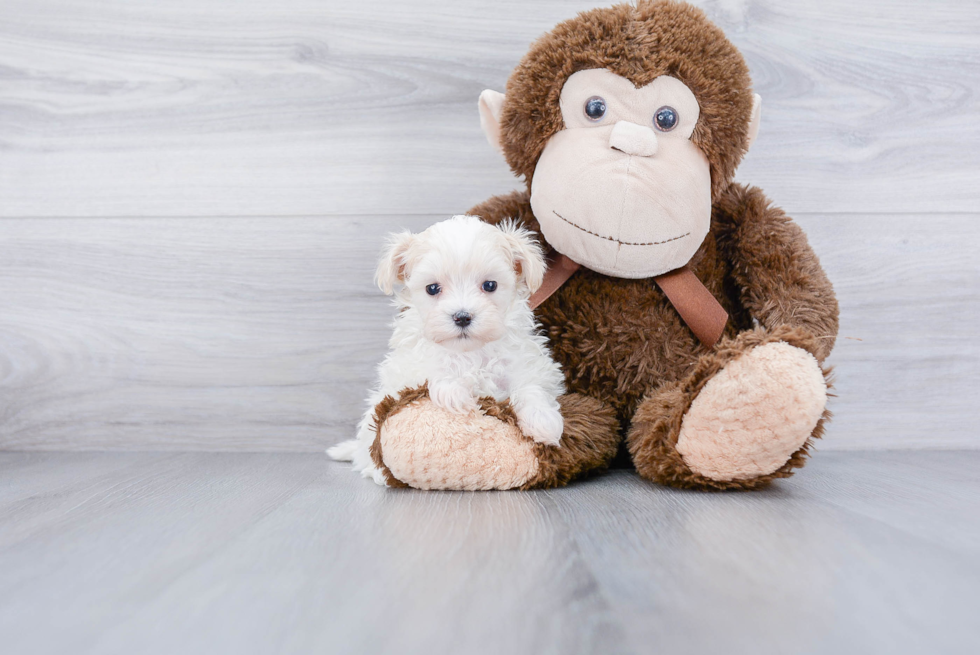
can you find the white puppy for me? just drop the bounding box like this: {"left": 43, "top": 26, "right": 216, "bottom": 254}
{"left": 328, "top": 215, "right": 565, "bottom": 485}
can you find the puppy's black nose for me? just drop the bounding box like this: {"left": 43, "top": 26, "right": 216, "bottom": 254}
{"left": 453, "top": 311, "right": 472, "bottom": 328}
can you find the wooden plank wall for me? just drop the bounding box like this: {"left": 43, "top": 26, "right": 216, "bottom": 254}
{"left": 1, "top": 0, "right": 977, "bottom": 451}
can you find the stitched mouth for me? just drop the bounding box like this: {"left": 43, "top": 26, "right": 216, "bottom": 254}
{"left": 553, "top": 211, "right": 689, "bottom": 247}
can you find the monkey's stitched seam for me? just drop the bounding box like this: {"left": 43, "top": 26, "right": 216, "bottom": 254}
{"left": 553, "top": 211, "right": 690, "bottom": 246}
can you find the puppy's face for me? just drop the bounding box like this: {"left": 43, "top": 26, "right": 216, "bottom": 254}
{"left": 377, "top": 216, "right": 545, "bottom": 353}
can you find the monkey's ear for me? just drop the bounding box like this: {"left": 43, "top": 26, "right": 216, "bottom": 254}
{"left": 746, "top": 93, "right": 762, "bottom": 151}
{"left": 498, "top": 220, "right": 545, "bottom": 294}
{"left": 375, "top": 231, "right": 418, "bottom": 295}
{"left": 479, "top": 89, "right": 506, "bottom": 153}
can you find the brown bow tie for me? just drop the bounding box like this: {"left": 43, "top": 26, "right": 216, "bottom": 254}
{"left": 529, "top": 253, "right": 728, "bottom": 348}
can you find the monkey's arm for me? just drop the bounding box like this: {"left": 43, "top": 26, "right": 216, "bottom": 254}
{"left": 717, "top": 183, "right": 839, "bottom": 362}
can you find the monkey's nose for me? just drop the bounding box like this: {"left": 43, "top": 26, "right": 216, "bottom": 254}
{"left": 609, "top": 121, "right": 658, "bottom": 157}
{"left": 452, "top": 311, "right": 472, "bottom": 328}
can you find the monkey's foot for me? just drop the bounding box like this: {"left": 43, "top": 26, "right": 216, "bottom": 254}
{"left": 371, "top": 386, "right": 619, "bottom": 491}
{"left": 629, "top": 328, "right": 831, "bottom": 490}
{"left": 676, "top": 341, "right": 827, "bottom": 481}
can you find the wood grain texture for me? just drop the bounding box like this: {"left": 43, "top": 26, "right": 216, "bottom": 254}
{"left": 0, "top": 213, "right": 976, "bottom": 451}
{"left": 0, "top": 0, "right": 977, "bottom": 217}
{"left": 0, "top": 0, "right": 976, "bottom": 451}
{"left": 0, "top": 451, "right": 978, "bottom": 655}
{"left": 0, "top": 215, "right": 428, "bottom": 451}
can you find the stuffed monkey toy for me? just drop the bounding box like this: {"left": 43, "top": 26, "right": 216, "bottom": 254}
{"left": 369, "top": 0, "right": 839, "bottom": 491}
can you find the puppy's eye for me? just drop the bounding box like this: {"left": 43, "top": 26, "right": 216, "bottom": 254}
{"left": 425, "top": 283, "right": 441, "bottom": 296}
{"left": 482, "top": 280, "right": 497, "bottom": 293}
{"left": 584, "top": 96, "right": 606, "bottom": 121}
{"left": 654, "top": 106, "right": 678, "bottom": 132}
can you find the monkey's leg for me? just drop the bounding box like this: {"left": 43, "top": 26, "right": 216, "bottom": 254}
{"left": 371, "top": 386, "right": 619, "bottom": 490}
{"left": 626, "top": 327, "right": 831, "bottom": 491}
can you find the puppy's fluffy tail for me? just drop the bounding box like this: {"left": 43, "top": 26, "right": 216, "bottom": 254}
{"left": 326, "top": 439, "right": 359, "bottom": 462}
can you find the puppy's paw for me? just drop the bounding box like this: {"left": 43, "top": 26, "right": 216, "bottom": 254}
{"left": 429, "top": 380, "right": 479, "bottom": 414}
{"left": 359, "top": 464, "right": 389, "bottom": 487}
{"left": 516, "top": 403, "right": 564, "bottom": 446}
{"left": 370, "top": 467, "right": 389, "bottom": 487}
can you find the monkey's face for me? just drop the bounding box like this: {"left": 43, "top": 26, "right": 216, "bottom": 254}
{"left": 479, "top": 4, "right": 761, "bottom": 278}
{"left": 529, "top": 69, "right": 712, "bottom": 279}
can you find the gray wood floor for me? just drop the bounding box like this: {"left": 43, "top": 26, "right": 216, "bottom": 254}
{"left": 1, "top": 450, "right": 978, "bottom": 655}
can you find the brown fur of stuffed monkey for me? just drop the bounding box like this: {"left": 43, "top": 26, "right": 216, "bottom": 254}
{"left": 371, "top": 0, "right": 839, "bottom": 491}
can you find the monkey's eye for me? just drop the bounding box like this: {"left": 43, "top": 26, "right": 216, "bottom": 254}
{"left": 482, "top": 280, "right": 497, "bottom": 293}
{"left": 584, "top": 96, "right": 606, "bottom": 121}
{"left": 425, "top": 283, "right": 441, "bottom": 296}
{"left": 654, "top": 106, "right": 678, "bottom": 132}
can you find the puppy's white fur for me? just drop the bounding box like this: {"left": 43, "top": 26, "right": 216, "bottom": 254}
{"left": 328, "top": 215, "right": 565, "bottom": 486}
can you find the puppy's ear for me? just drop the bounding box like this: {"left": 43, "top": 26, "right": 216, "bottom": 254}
{"left": 375, "top": 230, "right": 418, "bottom": 295}
{"left": 498, "top": 220, "right": 546, "bottom": 294}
